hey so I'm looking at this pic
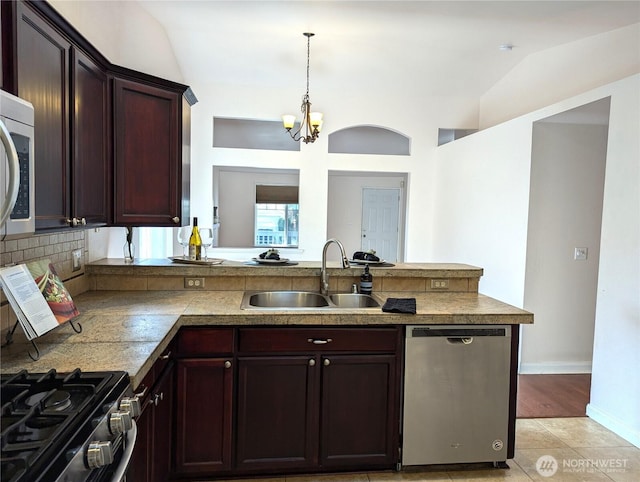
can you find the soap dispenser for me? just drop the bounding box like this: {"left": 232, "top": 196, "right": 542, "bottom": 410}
{"left": 360, "top": 265, "right": 373, "bottom": 295}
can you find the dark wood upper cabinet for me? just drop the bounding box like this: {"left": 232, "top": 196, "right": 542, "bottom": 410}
{"left": 72, "top": 47, "right": 109, "bottom": 226}
{"left": 14, "top": 1, "right": 71, "bottom": 230}
{"left": 113, "top": 78, "right": 187, "bottom": 226}
{"left": 3, "top": 0, "right": 192, "bottom": 231}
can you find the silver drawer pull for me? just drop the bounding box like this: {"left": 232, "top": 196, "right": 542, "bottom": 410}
{"left": 224, "top": 360, "right": 232, "bottom": 369}
{"left": 309, "top": 359, "right": 316, "bottom": 367}
{"left": 308, "top": 338, "right": 332, "bottom": 345}
{"left": 159, "top": 351, "right": 172, "bottom": 360}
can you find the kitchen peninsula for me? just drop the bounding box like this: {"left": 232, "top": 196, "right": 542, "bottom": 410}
{"left": 0, "top": 260, "right": 532, "bottom": 480}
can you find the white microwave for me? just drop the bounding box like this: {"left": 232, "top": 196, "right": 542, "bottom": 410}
{"left": 1, "top": 89, "right": 35, "bottom": 239}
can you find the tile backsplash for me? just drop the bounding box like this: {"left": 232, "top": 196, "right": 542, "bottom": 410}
{"left": 1, "top": 231, "right": 90, "bottom": 337}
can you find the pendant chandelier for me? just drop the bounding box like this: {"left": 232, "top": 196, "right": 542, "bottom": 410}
{"left": 282, "top": 32, "right": 323, "bottom": 144}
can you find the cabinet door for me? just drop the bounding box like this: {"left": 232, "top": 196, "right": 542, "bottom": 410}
{"left": 113, "top": 78, "right": 185, "bottom": 226}
{"left": 320, "top": 354, "right": 399, "bottom": 468}
{"left": 150, "top": 363, "right": 174, "bottom": 482}
{"left": 174, "top": 358, "right": 233, "bottom": 475}
{"left": 128, "top": 396, "right": 152, "bottom": 482}
{"left": 16, "top": 2, "right": 71, "bottom": 230}
{"left": 72, "top": 47, "right": 109, "bottom": 226}
{"left": 236, "top": 356, "right": 319, "bottom": 472}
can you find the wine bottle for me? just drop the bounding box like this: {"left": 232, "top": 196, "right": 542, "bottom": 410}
{"left": 189, "top": 217, "right": 202, "bottom": 260}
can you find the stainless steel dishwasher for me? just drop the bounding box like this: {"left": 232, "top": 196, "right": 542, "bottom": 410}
{"left": 402, "top": 325, "right": 511, "bottom": 466}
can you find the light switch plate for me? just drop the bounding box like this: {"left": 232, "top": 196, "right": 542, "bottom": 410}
{"left": 574, "top": 247, "right": 588, "bottom": 261}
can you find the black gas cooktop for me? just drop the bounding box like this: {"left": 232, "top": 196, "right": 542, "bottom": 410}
{"left": 1, "top": 369, "right": 130, "bottom": 482}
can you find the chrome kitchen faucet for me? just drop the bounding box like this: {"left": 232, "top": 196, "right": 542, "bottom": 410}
{"left": 320, "top": 238, "right": 350, "bottom": 295}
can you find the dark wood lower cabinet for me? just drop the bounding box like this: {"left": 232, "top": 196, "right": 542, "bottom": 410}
{"left": 174, "top": 358, "right": 233, "bottom": 475}
{"left": 236, "top": 356, "right": 319, "bottom": 471}
{"left": 128, "top": 359, "right": 174, "bottom": 482}
{"left": 234, "top": 327, "right": 401, "bottom": 476}
{"left": 320, "top": 354, "right": 398, "bottom": 468}
{"left": 169, "top": 326, "right": 401, "bottom": 479}
{"left": 173, "top": 327, "right": 235, "bottom": 477}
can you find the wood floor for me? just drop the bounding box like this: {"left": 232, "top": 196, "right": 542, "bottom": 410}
{"left": 516, "top": 374, "right": 591, "bottom": 418}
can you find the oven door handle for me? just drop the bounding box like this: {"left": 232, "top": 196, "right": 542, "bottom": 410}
{"left": 0, "top": 118, "right": 20, "bottom": 227}
{"left": 109, "top": 419, "right": 138, "bottom": 482}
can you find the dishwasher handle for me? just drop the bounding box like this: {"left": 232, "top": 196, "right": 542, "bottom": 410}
{"left": 447, "top": 337, "right": 473, "bottom": 345}
{"left": 410, "top": 327, "right": 506, "bottom": 337}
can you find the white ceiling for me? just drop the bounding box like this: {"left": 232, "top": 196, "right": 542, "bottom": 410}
{"left": 137, "top": 0, "right": 640, "bottom": 98}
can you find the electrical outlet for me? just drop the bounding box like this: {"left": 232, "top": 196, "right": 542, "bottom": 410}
{"left": 72, "top": 249, "right": 82, "bottom": 271}
{"left": 430, "top": 279, "right": 449, "bottom": 289}
{"left": 184, "top": 277, "right": 205, "bottom": 289}
{"left": 574, "top": 247, "right": 588, "bottom": 261}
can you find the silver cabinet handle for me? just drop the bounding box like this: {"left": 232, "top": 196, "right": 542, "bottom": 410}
{"left": 323, "top": 358, "right": 330, "bottom": 366}
{"left": 309, "top": 359, "right": 316, "bottom": 367}
{"left": 159, "top": 351, "right": 171, "bottom": 360}
{"left": 224, "top": 360, "right": 232, "bottom": 368}
{"left": 308, "top": 338, "right": 332, "bottom": 345}
{"left": 172, "top": 217, "right": 180, "bottom": 224}
{"left": 134, "top": 385, "right": 148, "bottom": 399}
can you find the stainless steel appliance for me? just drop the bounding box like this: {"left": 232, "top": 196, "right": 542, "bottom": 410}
{"left": 1, "top": 369, "right": 139, "bottom": 481}
{"left": 402, "top": 325, "right": 511, "bottom": 466}
{"left": 0, "top": 89, "right": 35, "bottom": 238}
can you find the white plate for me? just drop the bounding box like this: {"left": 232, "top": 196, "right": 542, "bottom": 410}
{"left": 348, "top": 258, "right": 386, "bottom": 265}
{"left": 252, "top": 257, "right": 290, "bottom": 265}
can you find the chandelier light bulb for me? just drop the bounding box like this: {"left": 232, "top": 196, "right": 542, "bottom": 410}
{"left": 282, "top": 115, "right": 296, "bottom": 130}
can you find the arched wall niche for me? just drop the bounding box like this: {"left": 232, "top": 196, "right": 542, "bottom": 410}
{"left": 328, "top": 125, "right": 411, "bottom": 155}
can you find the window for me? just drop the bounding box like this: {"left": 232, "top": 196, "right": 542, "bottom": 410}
{"left": 254, "top": 185, "right": 299, "bottom": 247}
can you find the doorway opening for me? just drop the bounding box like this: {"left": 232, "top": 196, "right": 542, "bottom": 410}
{"left": 327, "top": 171, "right": 407, "bottom": 262}
{"left": 519, "top": 97, "right": 611, "bottom": 416}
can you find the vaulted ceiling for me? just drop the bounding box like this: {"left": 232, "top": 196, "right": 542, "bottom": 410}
{"left": 137, "top": 1, "right": 640, "bottom": 97}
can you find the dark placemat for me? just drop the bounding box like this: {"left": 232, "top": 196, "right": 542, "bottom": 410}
{"left": 244, "top": 261, "right": 299, "bottom": 266}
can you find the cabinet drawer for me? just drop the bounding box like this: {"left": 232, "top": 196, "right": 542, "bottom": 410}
{"left": 176, "top": 327, "right": 234, "bottom": 357}
{"left": 238, "top": 327, "right": 399, "bottom": 353}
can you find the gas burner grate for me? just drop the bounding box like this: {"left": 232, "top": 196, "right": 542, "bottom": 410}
{"left": 1, "top": 369, "right": 129, "bottom": 482}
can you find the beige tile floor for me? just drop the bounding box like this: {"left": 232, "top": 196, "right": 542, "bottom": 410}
{"left": 212, "top": 418, "right": 639, "bottom": 481}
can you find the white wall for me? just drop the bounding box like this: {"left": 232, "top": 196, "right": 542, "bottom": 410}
{"left": 522, "top": 121, "right": 608, "bottom": 374}
{"left": 587, "top": 78, "right": 640, "bottom": 447}
{"left": 431, "top": 123, "right": 533, "bottom": 306}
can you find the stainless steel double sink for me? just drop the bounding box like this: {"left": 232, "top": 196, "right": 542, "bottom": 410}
{"left": 241, "top": 291, "right": 382, "bottom": 310}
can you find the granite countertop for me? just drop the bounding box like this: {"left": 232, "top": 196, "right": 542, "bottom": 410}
{"left": 88, "top": 258, "right": 485, "bottom": 278}
{"left": 0, "top": 288, "right": 532, "bottom": 388}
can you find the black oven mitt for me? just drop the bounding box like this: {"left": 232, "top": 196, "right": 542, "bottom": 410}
{"left": 382, "top": 298, "right": 417, "bottom": 314}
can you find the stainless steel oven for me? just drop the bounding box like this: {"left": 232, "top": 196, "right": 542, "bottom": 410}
{"left": 1, "top": 89, "right": 35, "bottom": 239}
{"left": 1, "top": 369, "right": 140, "bottom": 482}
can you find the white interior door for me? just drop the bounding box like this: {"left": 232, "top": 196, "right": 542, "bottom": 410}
{"left": 361, "top": 188, "right": 399, "bottom": 262}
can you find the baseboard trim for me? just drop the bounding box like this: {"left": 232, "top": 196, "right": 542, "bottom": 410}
{"left": 586, "top": 403, "right": 640, "bottom": 448}
{"left": 519, "top": 361, "right": 592, "bottom": 374}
